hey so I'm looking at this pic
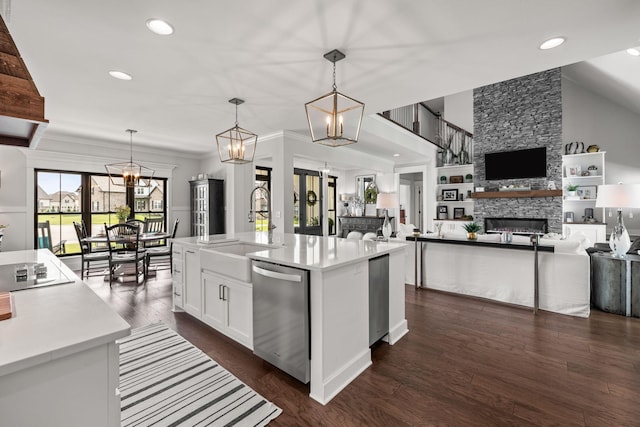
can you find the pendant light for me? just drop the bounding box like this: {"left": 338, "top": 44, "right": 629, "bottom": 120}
{"left": 216, "top": 98, "right": 257, "bottom": 164}
{"left": 305, "top": 49, "right": 365, "bottom": 147}
{"left": 105, "top": 129, "right": 154, "bottom": 188}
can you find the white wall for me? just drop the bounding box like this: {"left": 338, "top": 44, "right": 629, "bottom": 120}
{"left": 563, "top": 76, "right": 640, "bottom": 235}
{"left": 0, "top": 134, "right": 200, "bottom": 252}
{"left": 444, "top": 90, "right": 474, "bottom": 134}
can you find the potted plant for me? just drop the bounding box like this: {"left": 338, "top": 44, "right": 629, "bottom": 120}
{"left": 463, "top": 222, "right": 481, "bottom": 240}
{"left": 566, "top": 183, "right": 579, "bottom": 197}
{"left": 115, "top": 205, "right": 131, "bottom": 223}
{"left": 465, "top": 173, "right": 473, "bottom": 183}
{"left": 439, "top": 176, "right": 447, "bottom": 184}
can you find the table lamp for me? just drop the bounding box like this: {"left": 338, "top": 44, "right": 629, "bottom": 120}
{"left": 595, "top": 183, "right": 640, "bottom": 257}
{"left": 376, "top": 192, "right": 398, "bottom": 240}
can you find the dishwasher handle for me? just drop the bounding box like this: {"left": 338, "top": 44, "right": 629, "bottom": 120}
{"left": 252, "top": 265, "right": 302, "bottom": 282}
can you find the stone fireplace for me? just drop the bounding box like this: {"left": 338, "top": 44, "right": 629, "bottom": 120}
{"left": 472, "top": 68, "right": 563, "bottom": 233}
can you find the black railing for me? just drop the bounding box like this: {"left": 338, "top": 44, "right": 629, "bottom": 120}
{"left": 380, "top": 103, "right": 473, "bottom": 166}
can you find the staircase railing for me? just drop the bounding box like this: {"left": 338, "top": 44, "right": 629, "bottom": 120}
{"left": 380, "top": 103, "right": 473, "bottom": 166}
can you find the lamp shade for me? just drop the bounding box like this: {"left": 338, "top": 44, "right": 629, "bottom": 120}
{"left": 376, "top": 192, "right": 398, "bottom": 209}
{"left": 595, "top": 184, "right": 640, "bottom": 208}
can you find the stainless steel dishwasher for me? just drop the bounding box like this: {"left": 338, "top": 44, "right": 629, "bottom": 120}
{"left": 251, "top": 260, "right": 310, "bottom": 383}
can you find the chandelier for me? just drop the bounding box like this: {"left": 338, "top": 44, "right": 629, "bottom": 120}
{"left": 105, "top": 129, "right": 154, "bottom": 188}
{"left": 216, "top": 98, "right": 257, "bottom": 164}
{"left": 305, "top": 49, "right": 365, "bottom": 147}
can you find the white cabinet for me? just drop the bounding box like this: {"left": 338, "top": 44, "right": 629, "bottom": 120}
{"left": 435, "top": 164, "right": 474, "bottom": 221}
{"left": 202, "top": 270, "right": 253, "bottom": 349}
{"left": 171, "top": 245, "right": 184, "bottom": 310}
{"left": 562, "top": 151, "right": 606, "bottom": 242}
{"left": 183, "top": 248, "right": 202, "bottom": 318}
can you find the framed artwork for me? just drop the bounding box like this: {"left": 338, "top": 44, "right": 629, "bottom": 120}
{"left": 442, "top": 189, "right": 459, "bottom": 201}
{"left": 565, "top": 164, "right": 582, "bottom": 177}
{"left": 577, "top": 185, "right": 597, "bottom": 199}
{"left": 564, "top": 211, "right": 574, "bottom": 223}
{"left": 437, "top": 205, "right": 448, "bottom": 220}
{"left": 453, "top": 207, "right": 465, "bottom": 219}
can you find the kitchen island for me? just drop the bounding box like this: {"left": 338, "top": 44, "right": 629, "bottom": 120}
{"left": 171, "top": 232, "right": 409, "bottom": 404}
{"left": 0, "top": 249, "right": 130, "bottom": 427}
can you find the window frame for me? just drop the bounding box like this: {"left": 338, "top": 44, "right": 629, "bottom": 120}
{"left": 34, "top": 169, "right": 167, "bottom": 256}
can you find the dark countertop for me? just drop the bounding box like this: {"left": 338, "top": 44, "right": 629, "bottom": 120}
{"left": 406, "top": 235, "right": 555, "bottom": 252}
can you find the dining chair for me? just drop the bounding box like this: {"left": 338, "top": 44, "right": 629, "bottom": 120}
{"left": 73, "top": 221, "right": 109, "bottom": 279}
{"left": 36, "top": 220, "right": 67, "bottom": 254}
{"left": 105, "top": 223, "right": 146, "bottom": 287}
{"left": 145, "top": 218, "right": 179, "bottom": 277}
{"left": 144, "top": 217, "right": 164, "bottom": 233}
{"left": 143, "top": 217, "right": 165, "bottom": 248}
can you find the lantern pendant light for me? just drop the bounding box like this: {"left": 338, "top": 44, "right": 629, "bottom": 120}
{"left": 216, "top": 98, "right": 257, "bottom": 164}
{"left": 105, "top": 129, "right": 154, "bottom": 188}
{"left": 305, "top": 49, "right": 365, "bottom": 147}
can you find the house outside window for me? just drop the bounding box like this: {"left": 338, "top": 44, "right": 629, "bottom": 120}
{"left": 35, "top": 170, "right": 166, "bottom": 256}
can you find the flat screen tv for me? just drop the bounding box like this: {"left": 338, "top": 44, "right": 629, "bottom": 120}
{"left": 484, "top": 147, "right": 547, "bottom": 180}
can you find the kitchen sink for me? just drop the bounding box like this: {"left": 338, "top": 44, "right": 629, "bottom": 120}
{"left": 200, "top": 243, "right": 273, "bottom": 282}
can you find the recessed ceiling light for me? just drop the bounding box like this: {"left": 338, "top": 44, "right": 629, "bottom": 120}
{"left": 539, "top": 37, "right": 566, "bottom": 50}
{"left": 146, "top": 19, "right": 174, "bottom": 35}
{"left": 627, "top": 47, "right": 640, "bottom": 56}
{"left": 393, "top": 153, "right": 400, "bottom": 157}
{"left": 109, "top": 70, "right": 132, "bottom": 81}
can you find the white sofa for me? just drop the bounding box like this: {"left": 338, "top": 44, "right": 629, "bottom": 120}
{"left": 415, "top": 232, "right": 592, "bottom": 317}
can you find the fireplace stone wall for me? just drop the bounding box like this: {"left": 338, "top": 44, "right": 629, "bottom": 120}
{"left": 472, "top": 68, "right": 563, "bottom": 233}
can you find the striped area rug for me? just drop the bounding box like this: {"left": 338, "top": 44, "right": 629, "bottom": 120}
{"left": 118, "top": 323, "right": 282, "bottom": 426}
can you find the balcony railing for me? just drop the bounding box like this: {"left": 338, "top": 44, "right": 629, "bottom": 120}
{"left": 380, "top": 102, "right": 473, "bottom": 166}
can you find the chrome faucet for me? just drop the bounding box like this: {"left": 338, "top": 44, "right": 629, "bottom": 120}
{"left": 249, "top": 186, "right": 276, "bottom": 243}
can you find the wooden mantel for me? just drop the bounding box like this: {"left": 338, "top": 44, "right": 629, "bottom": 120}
{"left": 471, "top": 189, "right": 562, "bottom": 199}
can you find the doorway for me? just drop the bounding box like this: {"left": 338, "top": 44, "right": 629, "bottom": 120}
{"left": 398, "top": 172, "right": 423, "bottom": 231}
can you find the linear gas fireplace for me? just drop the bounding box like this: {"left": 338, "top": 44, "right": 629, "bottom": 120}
{"left": 484, "top": 218, "right": 548, "bottom": 235}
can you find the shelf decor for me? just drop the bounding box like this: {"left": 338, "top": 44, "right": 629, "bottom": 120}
{"left": 442, "top": 189, "right": 459, "bottom": 201}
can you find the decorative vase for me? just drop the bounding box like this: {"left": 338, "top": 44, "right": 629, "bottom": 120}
{"left": 442, "top": 148, "right": 455, "bottom": 166}
{"left": 467, "top": 232, "right": 478, "bottom": 241}
{"left": 382, "top": 211, "right": 392, "bottom": 240}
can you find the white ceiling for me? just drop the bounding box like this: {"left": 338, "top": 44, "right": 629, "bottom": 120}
{"left": 5, "top": 0, "right": 640, "bottom": 158}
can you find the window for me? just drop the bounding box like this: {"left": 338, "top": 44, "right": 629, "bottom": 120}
{"left": 35, "top": 170, "right": 167, "bottom": 256}
{"left": 254, "top": 166, "right": 271, "bottom": 232}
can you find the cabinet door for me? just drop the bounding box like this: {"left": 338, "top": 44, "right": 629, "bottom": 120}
{"left": 225, "top": 279, "right": 253, "bottom": 348}
{"left": 202, "top": 271, "right": 226, "bottom": 331}
{"left": 183, "top": 249, "right": 202, "bottom": 318}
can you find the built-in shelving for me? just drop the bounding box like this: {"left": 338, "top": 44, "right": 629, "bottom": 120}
{"left": 562, "top": 151, "right": 607, "bottom": 242}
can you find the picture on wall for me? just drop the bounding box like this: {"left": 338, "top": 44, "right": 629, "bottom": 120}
{"left": 453, "top": 207, "right": 465, "bottom": 219}
{"left": 442, "top": 189, "right": 459, "bottom": 201}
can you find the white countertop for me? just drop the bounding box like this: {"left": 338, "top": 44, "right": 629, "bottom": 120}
{"left": 0, "top": 250, "right": 130, "bottom": 376}
{"left": 174, "top": 232, "right": 408, "bottom": 271}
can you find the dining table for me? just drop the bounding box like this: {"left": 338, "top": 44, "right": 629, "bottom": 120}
{"left": 82, "top": 232, "right": 172, "bottom": 282}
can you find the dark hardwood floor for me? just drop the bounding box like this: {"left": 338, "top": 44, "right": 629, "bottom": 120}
{"left": 85, "top": 271, "right": 640, "bottom": 426}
